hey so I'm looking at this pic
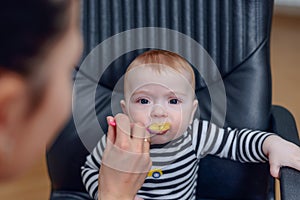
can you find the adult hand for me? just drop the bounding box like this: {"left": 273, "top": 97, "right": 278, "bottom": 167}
{"left": 263, "top": 135, "right": 300, "bottom": 178}
{"left": 98, "top": 113, "right": 151, "bottom": 200}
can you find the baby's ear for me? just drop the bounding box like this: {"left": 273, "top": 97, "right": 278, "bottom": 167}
{"left": 189, "top": 99, "right": 198, "bottom": 124}
{"left": 120, "top": 100, "right": 127, "bottom": 114}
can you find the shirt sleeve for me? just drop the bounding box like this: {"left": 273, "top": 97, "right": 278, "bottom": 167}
{"left": 81, "top": 136, "right": 106, "bottom": 200}
{"left": 192, "top": 119, "right": 274, "bottom": 162}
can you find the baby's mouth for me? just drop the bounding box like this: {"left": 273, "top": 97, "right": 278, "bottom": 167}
{"left": 147, "top": 122, "right": 171, "bottom": 135}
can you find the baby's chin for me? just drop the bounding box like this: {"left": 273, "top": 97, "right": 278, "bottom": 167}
{"left": 149, "top": 132, "right": 183, "bottom": 145}
{"left": 150, "top": 136, "right": 171, "bottom": 145}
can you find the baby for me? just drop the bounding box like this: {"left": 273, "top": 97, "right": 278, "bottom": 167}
{"left": 82, "top": 50, "right": 300, "bottom": 200}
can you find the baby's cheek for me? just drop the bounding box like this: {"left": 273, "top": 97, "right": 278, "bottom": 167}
{"left": 128, "top": 111, "right": 148, "bottom": 124}
{"left": 168, "top": 123, "right": 179, "bottom": 134}
{"left": 175, "top": 120, "right": 190, "bottom": 134}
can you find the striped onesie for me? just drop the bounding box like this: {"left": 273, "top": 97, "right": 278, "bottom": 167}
{"left": 81, "top": 118, "right": 273, "bottom": 200}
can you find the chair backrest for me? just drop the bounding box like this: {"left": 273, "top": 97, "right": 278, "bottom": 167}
{"left": 47, "top": 0, "right": 274, "bottom": 199}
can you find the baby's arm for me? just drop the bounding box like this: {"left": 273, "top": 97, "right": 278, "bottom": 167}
{"left": 197, "top": 120, "right": 300, "bottom": 178}
{"left": 81, "top": 137, "right": 104, "bottom": 199}
{"left": 196, "top": 120, "right": 273, "bottom": 163}
{"left": 263, "top": 135, "right": 300, "bottom": 178}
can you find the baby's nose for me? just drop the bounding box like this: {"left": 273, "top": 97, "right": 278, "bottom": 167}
{"left": 150, "top": 104, "right": 168, "bottom": 118}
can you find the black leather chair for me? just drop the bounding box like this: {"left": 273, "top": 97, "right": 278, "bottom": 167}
{"left": 47, "top": 0, "right": 300, "bottom": 199}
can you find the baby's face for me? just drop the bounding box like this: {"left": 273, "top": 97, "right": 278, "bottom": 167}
{"left": 121, "top": 65, "right": 198, "bottom": 144}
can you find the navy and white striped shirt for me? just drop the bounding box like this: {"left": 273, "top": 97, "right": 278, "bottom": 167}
{"left": 81, "top": 119, "right": 273, "bottom": 200}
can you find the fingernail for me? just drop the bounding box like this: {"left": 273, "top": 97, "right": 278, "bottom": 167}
{"left": 108, "top": 118, "right": 116, "bottom": 127}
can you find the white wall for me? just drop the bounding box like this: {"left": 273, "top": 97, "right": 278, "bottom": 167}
{"left": 275, "top": 0, "right": 300, "bottom": 7}
{"left": 275, "top": 0, "right": 300, "bottom": 16}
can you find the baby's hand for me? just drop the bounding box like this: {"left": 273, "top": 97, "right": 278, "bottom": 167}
{"left": 263, "top": 135, "right": 300, "bottom": 178}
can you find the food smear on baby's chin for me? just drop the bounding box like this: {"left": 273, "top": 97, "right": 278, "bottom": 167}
{"left": 147, "top": 122, "right": 171, "bottom": 135}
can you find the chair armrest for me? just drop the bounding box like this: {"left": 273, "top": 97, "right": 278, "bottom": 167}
{"left": 280, "top": 167, "right": 300, "bottom": 200}
{"left": 271, "top": 105, "right": 300, "bottom": 200}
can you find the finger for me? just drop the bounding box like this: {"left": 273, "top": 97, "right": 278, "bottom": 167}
{"left": 142, "top": 126, "right": 151, "bottom": 153}
{"left": 115, "top": 113, "right": 131, "bottom": 147}
{"left": 270, "top": 163, "right": 280, "bottom": 178}
{"left": 131, "top": 122, "right": 145, "bottom": 139}
{"left": 131, "top": 122, "right": 151, "bottom": 153}
{"left": 142, "top": 129, "right": 151, "bottom": 153}
{"left": 106, "top": 116, "right": 116, "bottom": 144}
{"left": 143, "top": 137, "right": 150, "bottom": 153}
{"left": 131, "top": 122, "right": 146, "bottom": 152}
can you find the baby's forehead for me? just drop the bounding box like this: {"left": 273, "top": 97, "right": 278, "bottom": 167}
{"left": 125, "top": 64, "right": 192, "bottom": 82}
{"left": 124, "top": 65, "right": 195, "bottom": 94}
{"left": 127, "top": 63, "right": 187, "bottom": 73}
{"left": 131, "top": 83, "right": 189, "bottom": 97}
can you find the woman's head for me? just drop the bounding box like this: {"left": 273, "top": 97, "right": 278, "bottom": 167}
{"left": 0, "top": 0, "right": 72, "bottom": 76}
{"left": 0, "top": 0, "right": 83, "bottom": 180}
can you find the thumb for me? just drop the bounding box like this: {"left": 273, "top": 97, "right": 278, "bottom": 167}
{"left": 270, "top": 163, "right": 280, "bottom": 178}
{"left": 106, "top": 116, "right": 116, "bottom": 144}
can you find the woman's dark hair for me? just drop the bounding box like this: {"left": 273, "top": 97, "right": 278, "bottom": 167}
{"left": 0, "top": 0, "right": 71, "bottom": 76}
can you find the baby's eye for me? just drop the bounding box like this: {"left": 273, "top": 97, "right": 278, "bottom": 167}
{"left": 138, "top": 98, "right": 150, "bottom": 104}
{"left": 169, "top": 99, "right": 181, "bottom": 104}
